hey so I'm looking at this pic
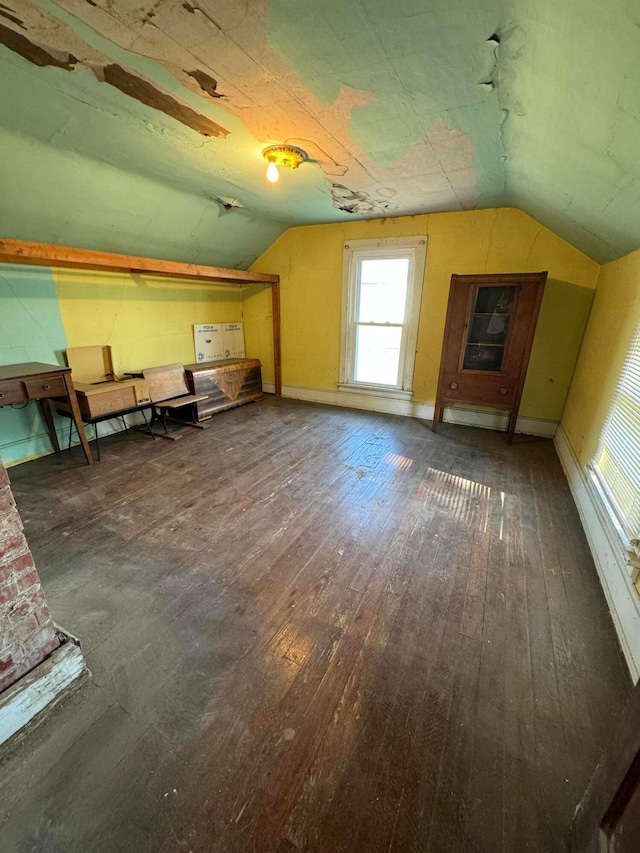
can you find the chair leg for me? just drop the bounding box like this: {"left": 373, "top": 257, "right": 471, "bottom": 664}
{"left": 153, "top": 407, "right": 183, "bottom": 440}
{"left": 140, "top": 407, "right": 155, "bottom": 439}
{"left": 172, "top": 403, "right": 205, "bottom": 430}
{"left": 94, "top": 423, "right": 101, "bottom": 462}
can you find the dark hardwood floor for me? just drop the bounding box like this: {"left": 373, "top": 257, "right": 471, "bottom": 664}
{"left": 0, "top": 397, "right": 632, "bottom": 852}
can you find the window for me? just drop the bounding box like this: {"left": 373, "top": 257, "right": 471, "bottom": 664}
{"left": 592, "top": 324, "right": 640, "bottom": 544}
{"left": 339, "top": 237, "right": 426, "bottom": 395}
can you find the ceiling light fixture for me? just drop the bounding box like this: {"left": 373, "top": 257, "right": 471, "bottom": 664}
{"left": 262, "top": 145, "right": 307, "bottom": 183}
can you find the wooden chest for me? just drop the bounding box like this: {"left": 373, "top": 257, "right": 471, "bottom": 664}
{"left": 184, "top": 359, "right": 263, "bottom": 421}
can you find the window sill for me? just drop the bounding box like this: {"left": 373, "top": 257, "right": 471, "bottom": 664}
{"left": 337, "top": 383, "right": 413, "bottom": 401}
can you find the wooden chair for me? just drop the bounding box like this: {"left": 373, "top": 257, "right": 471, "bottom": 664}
{"left": 142, "top": 364, "right": 208, "bottom": 440}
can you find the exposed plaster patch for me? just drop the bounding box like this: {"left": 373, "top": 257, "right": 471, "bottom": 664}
{"left": 479, "top": 27, "right": 510, "bottom": 189}
{"left": 187, "top": 68, "right": 225, "bottom": 99}
{"left": 0, "top": 21, "right": 77, "bottom": 68}
{"left": 0, "top": 7, "right": 25, "bottom": 29}
{"left": 48, "top": 0, "right": 481, "bottom": 216}
{"left": 330, "top": 184, "right": 399, "bottom": 216}
{"left": 0, "top": 3, "right": 230, "bottom": 139}
{"left": 103, "top": 64, "right": 228, "bottom": 137}
{"left": 181, "top": 1, "right": 222, "bottom": 31}
{"left": 479, "top": 30, "right": 501, "bottom": 90}
{"left": 210, "top": 194, "right": 245, "bottom": 212}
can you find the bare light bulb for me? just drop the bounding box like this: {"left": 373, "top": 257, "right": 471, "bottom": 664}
{"left": 266, "top": 160, "right": 279, "bottom": 183}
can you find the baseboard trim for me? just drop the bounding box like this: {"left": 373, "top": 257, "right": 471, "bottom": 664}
{"left": 0, "top": 637, "right": 89, "bottom": 749}
{"left": 262, "top": 382, "right": 558, "bottom": 437}
{"left": 554, "top": 424, "right": 640, "bottom": 682}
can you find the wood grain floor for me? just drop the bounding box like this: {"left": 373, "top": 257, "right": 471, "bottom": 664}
{"left": 0, "top": 398, "right": 631, "bottom": 852}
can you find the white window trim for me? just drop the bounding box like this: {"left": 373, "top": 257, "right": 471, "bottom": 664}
{"left": 589, "top": 323, "right": 640, "bottom": 566}
{"left": 339, "top": 236, "right": 427, "bottom": 398}
{"left": 588, "top": 465, "right": 640, "bottom": 566}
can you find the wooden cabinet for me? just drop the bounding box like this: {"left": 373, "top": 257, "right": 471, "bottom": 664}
{"left": 433, "top": 272, "right": 547, "bottom": 442}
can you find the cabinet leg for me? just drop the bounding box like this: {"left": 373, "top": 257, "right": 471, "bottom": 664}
{"left": 432, "top": 404, "right": 442, "bottom": 432}
{"left": 506, "top": 410, "right": 517, "bottom": 444}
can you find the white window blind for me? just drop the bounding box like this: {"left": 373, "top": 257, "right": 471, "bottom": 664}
{"left": 593, "top": 324, "right": 640, "bottom": 542}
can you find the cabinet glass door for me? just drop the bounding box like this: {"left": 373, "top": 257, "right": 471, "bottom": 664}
{"left": 462, "top": 285, "right": 516, "bottom": 372}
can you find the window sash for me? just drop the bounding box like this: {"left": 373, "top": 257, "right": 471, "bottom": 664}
{"left": 592, "top": 325, "right": 640, "bottom": 542}
{"left": 353, "top": 323, "right": 404, "bottom": 386}
{"left": 343, "top": 242, "right": 424, "bottom": 391}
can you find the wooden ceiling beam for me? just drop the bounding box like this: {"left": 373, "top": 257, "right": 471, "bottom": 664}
{"left": 0, "top": 238, "right": 279, "bottom": 286}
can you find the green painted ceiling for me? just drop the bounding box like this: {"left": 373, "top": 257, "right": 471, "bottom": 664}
{"left": 0, "top": 0, "right": 639, "bottom": 267}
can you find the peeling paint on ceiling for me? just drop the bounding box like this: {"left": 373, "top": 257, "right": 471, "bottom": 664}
{"left": 0, "top": 0, "right": 639, "bottom": 265}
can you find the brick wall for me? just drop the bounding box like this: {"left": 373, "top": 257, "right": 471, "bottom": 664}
{"left": 0, "top": 459, "right": 60, "bottom": 694}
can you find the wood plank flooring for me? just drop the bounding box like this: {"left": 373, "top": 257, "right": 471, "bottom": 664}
{"left": 0, "top": 397, "right": 632, "bottom": 852}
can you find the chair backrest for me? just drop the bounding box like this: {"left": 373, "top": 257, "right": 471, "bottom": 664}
{"left": 142, "top": 364, "right": 190, "bottom": 403}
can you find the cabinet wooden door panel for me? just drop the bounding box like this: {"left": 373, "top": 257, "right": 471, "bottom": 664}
{"left": 433, "top": 272, "right": 547, "bottom": 443}
{"left": 438, "top": 374, "right": 518, "bottom": 406}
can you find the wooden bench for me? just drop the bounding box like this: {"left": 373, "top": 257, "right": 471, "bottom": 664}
{"left": 142, "top": 364, "right": 208, "bottom": 440}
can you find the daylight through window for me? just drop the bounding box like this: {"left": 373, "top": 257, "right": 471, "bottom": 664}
{"left": 340, "top": 237, "right": 426, "bottom": 394}
{"left": 592, "top": 324, "right": 640, "bottom": 543}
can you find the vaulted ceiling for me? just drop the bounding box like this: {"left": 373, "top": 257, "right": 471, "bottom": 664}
{"left": 0, "top": 0, "right": 639, "bottom": 267}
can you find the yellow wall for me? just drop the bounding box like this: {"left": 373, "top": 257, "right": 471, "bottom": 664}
{"left": 245, "top": 208, "right": 598, "bottom": 421}
{"left": 55, "top": 269, "right": 243, "bottom": 374}
{"left": 562, "top": 248, "right": 640, "bottom": 464}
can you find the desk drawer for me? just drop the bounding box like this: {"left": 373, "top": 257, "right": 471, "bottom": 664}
{"left": 24, "top": 376, "right": 67, "bottom": 400}
{"left": 0, "top": 379, "right": 27, "bottom": 406}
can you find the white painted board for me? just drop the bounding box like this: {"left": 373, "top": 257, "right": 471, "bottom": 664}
{"left": 194, "top": 323, "right": 224, "bottom": 363}
{"left": 222, "top": 323, "right": 245, "bottom": 359}
{"left": 0, "top": 643, "right": 88, "bottom": 746}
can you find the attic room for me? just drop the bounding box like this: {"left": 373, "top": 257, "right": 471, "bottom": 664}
{"left": 1, "top": 0, "right": 640, "bottom": 850}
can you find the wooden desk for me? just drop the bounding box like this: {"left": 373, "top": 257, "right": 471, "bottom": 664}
{"left": 0, "top": 362, "right": 93, "bottom": 464}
